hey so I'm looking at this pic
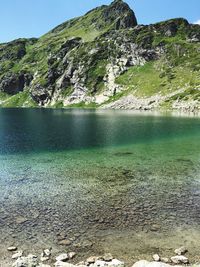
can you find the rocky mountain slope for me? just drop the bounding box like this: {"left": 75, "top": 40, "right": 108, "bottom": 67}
{"left": 0, "top": 0, "right": 200, "bottom": 111}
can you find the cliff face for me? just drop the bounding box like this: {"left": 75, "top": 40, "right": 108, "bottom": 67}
{"left": 0, "top": 0, "right": 200, "bottom": 111}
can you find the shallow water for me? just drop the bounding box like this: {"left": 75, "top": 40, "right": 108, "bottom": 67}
{"left": 0, "top": 109, "right": 200, "bottom": 265}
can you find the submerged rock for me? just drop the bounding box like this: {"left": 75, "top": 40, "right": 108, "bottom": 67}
{"left": 58, "top": 239, "right": 72, "bottom": 246}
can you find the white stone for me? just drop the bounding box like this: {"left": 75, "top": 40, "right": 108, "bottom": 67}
{"left": 103, "top": 254, "right": 113, "bottom": 262}
{"left": 152, "top": 255, "right": 160, "bottom": 262}
{"left": 93, "top": 259, "right": 124, "bottom": 267}
{"left": 12, "top": 250, "right": 23, "bottom": 259}
{"left": 43, "top": 249, "right": 51, "bottom": 257}
{"left": 86, "top": 256, "right": 99, "bottom": 264}
{"left": 55, "top": 262, "right": 76, "bottom": 267}
{"left": 56, "top": 254, "right": 69, "bottom": 262}
{"left": 12, "top": 254, "right": 38, "bottom": 267}
{"left": 38, "top": 264, "right": 51, "bottom": 267}
{"left": 132, "top": 261, "right": 171, "bottom": 267}
{"left": 132, "top": 260, "right": 150, "bottom": 267}
{"left": 8, "top": 246, "right": 17, "bottom": 251}
{"left": 171, "top": 255, "right": 189, "bottom": 264}
{"left": 174, "top": 247, "right": 188, "bottom": 256}
{"left": 68, "top": 252, "right": 76, "bottom": 259}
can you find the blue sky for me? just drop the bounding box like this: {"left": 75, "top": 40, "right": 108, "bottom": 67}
{"left": 1, "top": 0, "right": 200, "bottom": 43}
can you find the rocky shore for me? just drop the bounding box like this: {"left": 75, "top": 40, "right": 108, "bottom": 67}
{"left": 5, "top": 245, "right": 198, "bottom": 267}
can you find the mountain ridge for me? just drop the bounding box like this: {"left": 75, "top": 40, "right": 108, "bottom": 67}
{"left": 0, "top": 0, "right": 200, "bottom": 112}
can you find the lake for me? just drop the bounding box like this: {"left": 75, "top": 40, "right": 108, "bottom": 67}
{"left": 0, "top": 108, "right": 200, "bottom": 265}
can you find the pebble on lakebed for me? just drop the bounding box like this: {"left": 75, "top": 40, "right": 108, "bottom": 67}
{"left": 9, "top": 246, "right": 193, "bottom": 267}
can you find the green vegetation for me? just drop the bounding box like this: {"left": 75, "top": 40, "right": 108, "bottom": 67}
{"left": 0, "top": 91, "right": 37, "bottom": 107}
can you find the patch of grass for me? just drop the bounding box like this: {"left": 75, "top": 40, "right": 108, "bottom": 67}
{"left": 0, "top": 91, "right": 37, "bottom": 107}
{"left": 116, "top": 59, "right": 200, "bottom": 98}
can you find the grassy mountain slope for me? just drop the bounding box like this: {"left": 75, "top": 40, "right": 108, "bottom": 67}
{"left": 0, "top": 0, "right": 200, "bottom": 111}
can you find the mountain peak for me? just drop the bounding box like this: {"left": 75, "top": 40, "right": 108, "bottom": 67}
{"left": 102, "top": 0, "right": 137, "bottom": 29}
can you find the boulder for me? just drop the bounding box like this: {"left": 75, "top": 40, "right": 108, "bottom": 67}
{"left": 86, "top": 256, "right": 100, "bottom": 264}
{"left": 12, "top": 250, "right": 23, "bottom": 259}
{"left": 174, "top": 247, "right": 188, "bottom": 256}
{"left": 68, "top": 252, "right": 76, "bottom": 259}
{"left": 56, "top": 253, "right": 69, "bottom": 262}
{"left": 103, "top": 254, "right": 113, "bottom": 262}
{"left": 171, "top": 255, "right": 189, "bottom": 264}
{"left": 152, "top": 255, "right": 160, "bottom": 262}
{"left": 12, "top": 254, "right": 38, "bottom": 267}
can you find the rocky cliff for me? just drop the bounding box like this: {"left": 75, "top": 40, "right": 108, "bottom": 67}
{"left": 0, "top": 0, "right": 200, "bottom": 111}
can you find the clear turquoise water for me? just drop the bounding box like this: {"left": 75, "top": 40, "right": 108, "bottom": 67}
{"left": 1, "top": 109, "right": 200, "bottom": 263}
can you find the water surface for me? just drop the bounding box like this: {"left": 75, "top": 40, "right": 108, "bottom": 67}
{"left": 0, "top": 109, "right": 200, "bottom": 265}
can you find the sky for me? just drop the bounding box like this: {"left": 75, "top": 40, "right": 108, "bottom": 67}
{"left": 1, "top": 0, "right": 200, "bottom": 43}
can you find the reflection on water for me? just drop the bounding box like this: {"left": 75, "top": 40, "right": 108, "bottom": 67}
{"left": 0, "top": 109, "right": 200, "bottom": 265}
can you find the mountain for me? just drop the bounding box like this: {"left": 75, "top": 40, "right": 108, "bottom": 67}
{"left": 0, "top": 0, "right": 200, "bottom": 111}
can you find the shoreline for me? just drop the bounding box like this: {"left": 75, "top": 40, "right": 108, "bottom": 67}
{"left": 3, "top": 244, "right": 196, "bottom": 267}
{"left": 0, "top": 106, "right": 200, "bottom": 118}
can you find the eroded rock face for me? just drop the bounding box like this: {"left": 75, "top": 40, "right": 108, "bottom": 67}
{"left": 0, "top": 72, "right": 33, "bottom": 95}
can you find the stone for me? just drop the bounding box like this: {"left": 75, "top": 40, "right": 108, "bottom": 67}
{"left": 12, "top": 250, "right": 23, "bottom": 259}
{"left": 93, "top": 259, "right": 124, "bottom": 267}
{"left": 55, "top": 262, "right": 76, "bottom": 267}
{"left": 41, "top": 249, "right": 51, "bottom": 262}
{"left": 12, "top": 254, "right": 38, "bottom": 267}
{"left": 76, "top": 261, "right": 87, "bottom": 266}
{"left": 41, "top": 257, "right": 49, "bottom": 262}
{"left": 131, "top": 260, "right": 149, "bottom": 267}
{"left": 150, "top": 224, "right": 161, "bottom": 232}
{"left": 152, "top": 255, "right": 160, "bottom": 262}
{"left": 58, "top": 239, "right": 72, "bottom": 246}
{"left": 81, "top": 240, "right": 93, "bottom": 248}
{"left": 38, "top": 264, "right": 51, "bottom": 267}
{"left": 174, "top": 246, "right": 188, "bottom": 255}
{"left": 160, "top": 258, "right": 170, "bottom": 264}
{"left": 43, "top": 249, "right": 51, "bottom": 257}
{"left": 132, "top": 261, "right": 171, "bottom": 267}
{"left": 171, "top": 255, "right": 189, "bottom": 264}
{"left": 146, "top": 263, "right": 171, "bottom": 267}
{"left": 56, "top": 254, "right": 69, "bottom": 262}
{"left": 103, "top": 254, "right": 113, "bottom": 262}
{"left": 8, "top": 246, "right": 17, "bottom": 251}
{"left": 68, "top": 252, "right": 76, "bottom": 259}
{"left": 86, "top": 256, "right": 100, "bottom": 264}
{"left": 16, "top": 216, "right": 28, "bottom": 224}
